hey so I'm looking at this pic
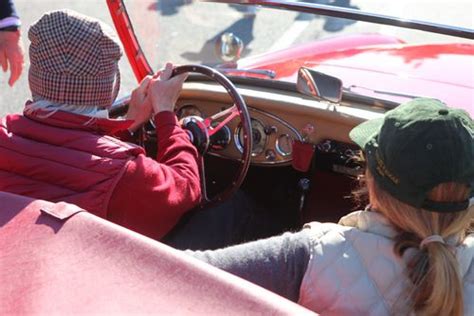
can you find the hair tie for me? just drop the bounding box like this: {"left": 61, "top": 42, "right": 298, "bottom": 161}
{"left": 419, "top": 235, "right": 445, "bottom": 249}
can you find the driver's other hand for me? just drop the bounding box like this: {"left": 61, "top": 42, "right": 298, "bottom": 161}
{"left": 148, "top": 62, "right": 188, "bottom": 114}
{"left": 0, "top": 30, "right": 25, "bottom": 87}
{"left": 126, "top": 75, "right": 153, "bottom": 132}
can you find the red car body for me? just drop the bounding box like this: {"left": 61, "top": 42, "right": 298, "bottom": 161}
{"left": 240, "top": 39, "right": 474, "bottom": 112}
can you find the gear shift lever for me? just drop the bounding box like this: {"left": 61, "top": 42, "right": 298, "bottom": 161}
{"left": 298, "top": 178, "right": 310, "bottom": 223}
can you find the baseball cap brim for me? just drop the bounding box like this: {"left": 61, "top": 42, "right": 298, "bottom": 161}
{"left": 349, "top": 117, "right": 385, "bottom": 149}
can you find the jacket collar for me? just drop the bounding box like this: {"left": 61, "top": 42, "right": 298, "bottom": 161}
{"left": 338, "top": 210, "right": 397, "bottom": 239}
{"left": 23, "top": 107, "right": 134, "bottom": 135}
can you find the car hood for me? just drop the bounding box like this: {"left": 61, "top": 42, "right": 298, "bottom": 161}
{"left": 240, "top": 38, "right": 474, "bottom": 114}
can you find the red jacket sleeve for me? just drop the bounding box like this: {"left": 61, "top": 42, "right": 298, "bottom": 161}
{"left": 108, "top": 111, "right": 201, "bottom": 240}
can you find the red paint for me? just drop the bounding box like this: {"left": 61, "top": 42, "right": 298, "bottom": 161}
{"left": 107, "top": 0, "right": 152, "bottom": 81}
{"left": 0, "top": 192, "right": 316, "bottom": 315}
{"left": 243, "top": 41, "right": 474, "bottom": 112}
{"left": 238, "top": 33, "right": 404, "bottom": 77}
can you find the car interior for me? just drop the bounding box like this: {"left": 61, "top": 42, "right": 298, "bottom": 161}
{"left": 111, "top": 70, "right": 378, "bottom": 241}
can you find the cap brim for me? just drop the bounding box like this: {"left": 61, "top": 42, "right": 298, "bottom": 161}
{"left": 349, "top": 117, "right": 384, "bottom": 148}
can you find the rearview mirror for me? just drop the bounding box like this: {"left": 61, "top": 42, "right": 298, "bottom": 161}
{"left": 215, "top": 32, "right": 244, "bottom": 62}
{"left": 296, "top": 67, "right": 343, "bottom": 103}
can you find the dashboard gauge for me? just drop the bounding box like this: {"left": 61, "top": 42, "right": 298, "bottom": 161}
{"left": 176, "top": 105, "right": 202, "bottom": 119}
{"left": 235, "top": 118, "right": 267, "bottom": 156}
{"left": 276, "top": 134, "right": 293, "bottom": 157}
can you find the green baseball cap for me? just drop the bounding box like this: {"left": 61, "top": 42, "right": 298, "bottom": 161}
{"left": 350, "top": 98, "right": 474, "bottom": 213}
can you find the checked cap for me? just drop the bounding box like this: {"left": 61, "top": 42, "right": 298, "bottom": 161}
{"left": 28, "top": 10, "right": 122, "bottom": 107}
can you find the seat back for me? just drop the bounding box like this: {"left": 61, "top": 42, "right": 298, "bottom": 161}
{"left": 0, "top": 192, "right": 316, "bottom": 315}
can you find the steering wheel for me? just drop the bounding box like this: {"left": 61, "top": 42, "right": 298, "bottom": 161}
{"left": 111, "top": 64, "right": 252, "bottom": 207}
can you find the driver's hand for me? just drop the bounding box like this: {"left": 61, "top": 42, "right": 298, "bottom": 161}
{"left": 0, "top": 30, "right": 25, "bottom": 87}
{"left": 148, "top": 62, "right": 188, "bottom": 114}
{"left": 126, "top": 75, "right": 153, "bottom": 132}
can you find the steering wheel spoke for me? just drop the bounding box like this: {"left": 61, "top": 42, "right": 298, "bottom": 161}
{"left": 205, "top": 104, "right": 239, "bottom": 137}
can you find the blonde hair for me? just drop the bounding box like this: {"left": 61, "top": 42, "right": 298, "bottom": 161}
{"left": 364, "top": 171, "right": 473, "bottom": 316}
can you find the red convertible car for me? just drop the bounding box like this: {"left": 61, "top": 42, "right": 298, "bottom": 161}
{"left": 1, "top": 0, "right": 473, "bottom": 314}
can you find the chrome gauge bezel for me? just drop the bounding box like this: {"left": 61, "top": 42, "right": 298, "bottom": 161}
{"left": 276, "top": 134, "right": 293, "bottom": 157}
{"left": 234, "top": 118, "right": 267, "bottom": 157}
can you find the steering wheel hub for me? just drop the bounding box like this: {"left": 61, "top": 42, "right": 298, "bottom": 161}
{"left": 181, "top": 116, "right": 210, "bottom": 155}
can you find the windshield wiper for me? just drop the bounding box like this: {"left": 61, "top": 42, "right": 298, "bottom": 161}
{"left": 217, "top": 68, "right": 276, "bottom": 79}
{"left": 346, "top": 85, "right": 427, "bottom": 100}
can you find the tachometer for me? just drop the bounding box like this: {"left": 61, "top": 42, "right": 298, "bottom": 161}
{"left": 235, "top": 118, "right": 267, "bottom": 156}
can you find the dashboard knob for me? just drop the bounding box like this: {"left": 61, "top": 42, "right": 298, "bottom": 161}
{"left": 319, "top": 140, "right": 332, "bottom": 153}
{"left": 265, "top": 149, "right": 276, "bottom": 161}
{"left": 298, "top": 178, "right": 311, "bottom": 192}
{"left": 264, "top": 125, "right": 278, "bottom": 135}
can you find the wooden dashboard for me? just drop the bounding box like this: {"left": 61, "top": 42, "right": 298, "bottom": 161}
{"left": 178, "top": 81, "right": 385, "bottom": 166}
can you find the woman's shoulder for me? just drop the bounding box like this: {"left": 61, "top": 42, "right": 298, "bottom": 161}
{"left": 302, "top": 211, "right": 402, "bottom": 270}
{"left": 303, "top": 210, "right": 397, "bottom": 240}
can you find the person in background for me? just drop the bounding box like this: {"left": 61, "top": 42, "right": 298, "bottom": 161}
{"left": 0, "top": 10, "right": 201, "bottom": 240}
{"left": 296, "top": 0, "right": 359, "bottom": 32}
{"left": 188, "top": 98, "right": 474, "bottom": 315}
{"left": 0, "top": 0, "right": 24, "bottom": 86}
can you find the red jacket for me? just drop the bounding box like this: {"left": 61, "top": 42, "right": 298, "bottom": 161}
{"left": 0, "top": 109, "right": 201, "bottom": 239}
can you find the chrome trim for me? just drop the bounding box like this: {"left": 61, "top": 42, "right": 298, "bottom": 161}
{"left": 218, "top": 68, "right": 276, "bottom": 79}
{"left": 275, "top": 134, "right": 293, "bottom": 157}
{"left": 249, "top": 107, "right": 302, "bottom": 142}
{"left": 230, "top": 107, "right": 302, "bottom": 165}
{"left": 207, "top": 151, "right": 293, "bottom": 167}
{"left": 233, "top": 117, "right": 266, "bottom": 157}
{"left": 233, "top": 126, "right": 244, "bottom": 154}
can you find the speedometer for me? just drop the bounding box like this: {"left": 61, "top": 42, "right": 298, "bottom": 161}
{"left": 235, "top": 118, "right": 267, "bottom": 156}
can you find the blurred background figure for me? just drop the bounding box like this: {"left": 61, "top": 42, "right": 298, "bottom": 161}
{"left": 149, "top": 0, "right": 193, "bottom": 16}
{"left": 0, "top": 0, "right": 24, "bottom": 86}
{"left": 297, "top": 0, "right": 359, "bottom": 32}
{"left": 228, "top": 3, "right": 259, "bottom": 17}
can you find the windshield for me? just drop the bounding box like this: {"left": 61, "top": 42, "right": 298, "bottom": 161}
{"left": 121, "top": 0, "right": 473, "bottom": 107}
{"left": 124, "top": 0, "right": 472, "bottom": 67}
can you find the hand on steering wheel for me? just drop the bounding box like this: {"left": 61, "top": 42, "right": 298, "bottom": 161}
{"left": 148, "top": 63, "right": 188, "bottom": 114}
{"left": 171, "top": 64, "right": 252, "bottom": 207}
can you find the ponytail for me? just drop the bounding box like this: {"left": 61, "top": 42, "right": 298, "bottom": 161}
{"left": 396, "top": 240, "right": 463, "bottom": 315}
{"left": 365, "top": 172, "right": 473, "bottom": 316}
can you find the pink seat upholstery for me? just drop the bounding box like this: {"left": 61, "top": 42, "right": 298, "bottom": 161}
{"left": 0, "top": 192, "right": 316, "bottom": 315}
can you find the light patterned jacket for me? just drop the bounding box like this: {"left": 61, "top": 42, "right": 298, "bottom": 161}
{"left": 298, "top": 210, "right": 474, "bottom": 315}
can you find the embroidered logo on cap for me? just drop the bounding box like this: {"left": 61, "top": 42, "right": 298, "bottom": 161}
{"left": 375, "top": 150, "right": 400, "bottom": 185}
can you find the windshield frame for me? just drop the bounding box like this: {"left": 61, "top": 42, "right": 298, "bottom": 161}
{"left": 107, "top": 0, "right": 153, "bottom": 81}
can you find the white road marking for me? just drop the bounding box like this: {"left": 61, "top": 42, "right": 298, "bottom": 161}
{"left": 269, "top": 20, "right": 312, "bottom": 52}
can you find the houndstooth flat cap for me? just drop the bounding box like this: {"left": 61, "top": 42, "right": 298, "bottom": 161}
{"left": 28, "top": 10, "right": 122, "bottom": 107}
